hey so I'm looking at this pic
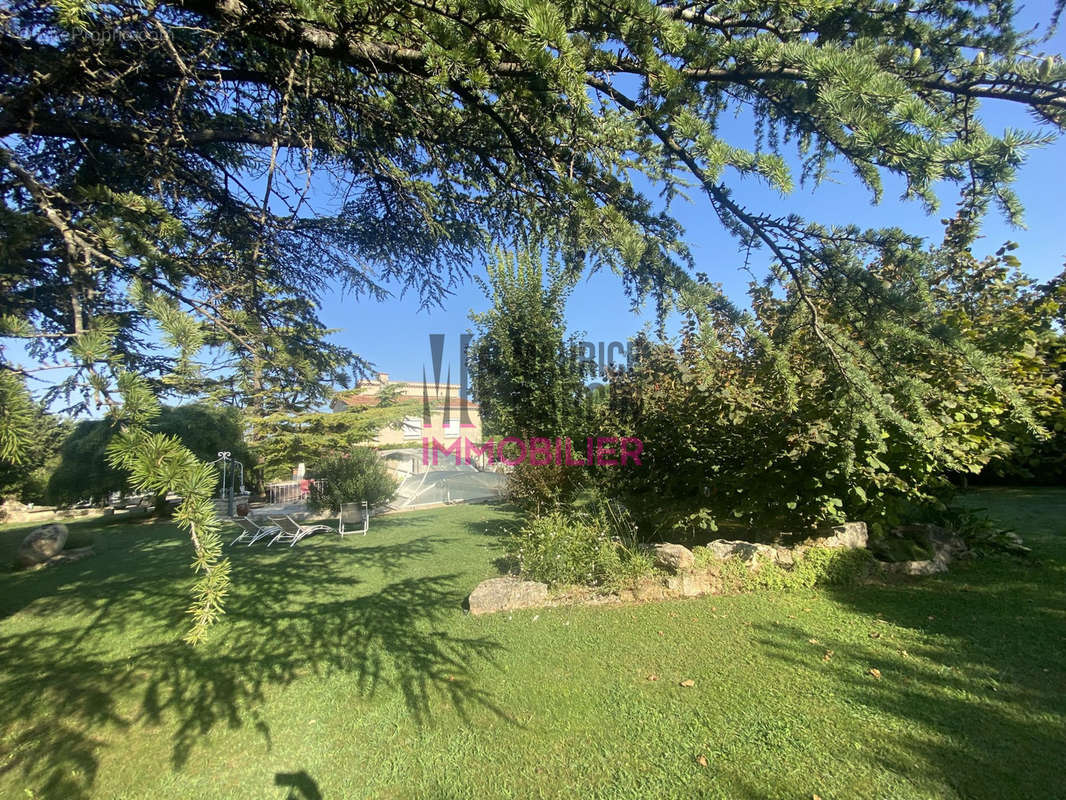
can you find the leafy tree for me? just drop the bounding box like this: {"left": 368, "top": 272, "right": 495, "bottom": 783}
{"left": 0, "top": 372, "right": 36, "bottom": 467}
{"left": 156, "top": 404, "right": 253, "bottom": 466}
{"left": 251, "top": 398, "right": 420, "bottom": 481}
{"left": 47, "top": 403, "right": 253, "bottom": 507}
{"left": 599, "top": 218, "right": 1064, "bottom": 537}
{"left": 307, "top": 449, "right": 398, "bottom": 513}
{"left": 47, "top": 418, "right": 127, "bottom": 505}
{"left": 469, "top": 251, "right": 593, "bottom": 439}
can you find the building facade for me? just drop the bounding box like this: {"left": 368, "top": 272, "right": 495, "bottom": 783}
{"left": 330, "top": 373, "right": 483, "bottom": 447}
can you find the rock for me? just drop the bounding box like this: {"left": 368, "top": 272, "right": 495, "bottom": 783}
{"left": 706, "top": 539, "right": 778, "bottom": 568}
{"left": 467, "top": 577, "right": 548, "bottom": 615}
{"left": 0, "top": 499, "right": 31, "bottom": 524}
{"left": 648, "top": 543, "right": 694, "bottom": 573}
{"left": 665, "top": 572, "right": 719, "bottom": 597}
{"left": 17, "top": 523, "right": 68, "bottom": 568}
{"left": 632, "top": 581, "right": 668, "bottom": 602}
{"left": 770, "top": 546, "right": 795, "bottom": 567}
{"left": 879, "top": 558, "right": 948, "bottom": 576}
{"left": 802, "top": 521, "right": 868, "bottom": 550}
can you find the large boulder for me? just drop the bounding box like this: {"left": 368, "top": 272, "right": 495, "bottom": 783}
{"left": 17, "top": 523, "right": 69, "bottom": 568}
{"left": 801, "top": 522, "right": 868, "bottom": 550}
{"left": 467, "top": 577, "right": 548, "bottom": 615}
{"left": 648, "top": 543, "right": 694, "bottom": 574}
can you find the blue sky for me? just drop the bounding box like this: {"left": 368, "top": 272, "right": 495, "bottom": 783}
{"left": 325, "top": 6, "right": 1066, "bottom": 388}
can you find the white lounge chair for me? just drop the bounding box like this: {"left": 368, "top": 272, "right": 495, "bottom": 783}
{"left": 338, "top": 502, "right": 370, "bottom": 536}
{"left": 229, "top": 516, "right": 281, "bottom": 546}
{"left": 267, "top": 515, "right": 334, "bottom": 547}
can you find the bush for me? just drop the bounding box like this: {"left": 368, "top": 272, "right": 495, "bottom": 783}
{"left": 508, "top": 511, "right": 620, "bottom": 586}
{"left": 503, "top": 460, "right": 586, "bottom": 516}
{"left": 307, "top": 448, "right": 398, "bottom": 513}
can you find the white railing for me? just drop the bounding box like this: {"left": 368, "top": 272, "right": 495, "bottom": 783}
{"left": 265, "top": 479, "right": 325, "bottom": 506}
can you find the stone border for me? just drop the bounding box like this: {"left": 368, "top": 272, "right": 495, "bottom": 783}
{"left": 466, "top": 521, "right": 971, "bottom": 615}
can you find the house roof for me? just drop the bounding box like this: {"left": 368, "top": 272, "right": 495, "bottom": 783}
{"left": 333, "top": 394, "right": 381, "bottom": 407}
{"left": 333, "top": 393, "right": 478, "bottom": 409}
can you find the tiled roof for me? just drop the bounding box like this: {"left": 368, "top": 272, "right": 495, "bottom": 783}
{"left": 334, "top": 394, "right": 478, "bottom": 409}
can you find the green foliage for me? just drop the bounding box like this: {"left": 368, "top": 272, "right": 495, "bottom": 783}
{"left": 47, "top": 419, "right": 127, "bottom": 505}
{"left": 609, "top": 548, "right": 658, "bottom": 589}
{"left": 934, "top": 506, "right": 1031, "bottom": 556}
{"left": 155, "top": 404, "right": 253, "bottom": 467}
{"left": 503, "top": 461, "right": 587, "bottom": 516}
{"left": 508, "top": 511, "right": 621, "bottom": 587}
{"left": 0, "top": 371, "right": 35, "bottom": 465}
{"left": 599, "top": 219, "right": 1065, "bottom": 534}
{"left": 306, "top": 448, "right": 398, "bottom": 514}
{"left": 106, "top": 374, "right": 230, "bottom": 644}
{"left": 252, "top": 399, "right": 418, "bottom": 483}
{"left": 699, "top": 547, "right": 874, "bottom": 592}
{"left": 469, "top": 250, "right": 594, "bottom": 440}
{"left": 0, "top": 374, "right": 70, "bottom": 503}
{"left": 47, "top": 403, "right": 252, "bottom": 504}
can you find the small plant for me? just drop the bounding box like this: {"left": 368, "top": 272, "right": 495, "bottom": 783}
{"left": 307, "top": 448, "right": 398, "bottom": 513}
{"left": 607, "top": 548, "right": 657, "bottom": 589}
{"left": 692, "top": 545, "right": 716, "bottom": 570}
{"left": 941, "top": 507, "right": 1030, "bottom": 556}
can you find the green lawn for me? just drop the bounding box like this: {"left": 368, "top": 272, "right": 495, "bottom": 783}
{"left": 1, "top": 490, "right": 1064, "bottom": 799}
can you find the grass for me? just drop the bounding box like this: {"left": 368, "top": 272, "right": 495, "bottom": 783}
{"left": 0, "top": 489, "right": 1064, "bottom": 799}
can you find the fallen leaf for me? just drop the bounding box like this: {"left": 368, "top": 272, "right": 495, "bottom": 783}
{"left": 869, "top": 632, "right": 881, "bottom": 639}
{"left": 679, "top": 679, "right": 695, "bottom": 687}
{"left": 696, "top": 754, "right": 708, "bottom": 767}
{"left": 823, "top": 650, "right": 834, "bottom": 662}
{"left": 813, "top": 795, "right": 823, "bottom": 800}
{"left": 808, "top": 638, "right": 821, "bottom": 645}
{"left": 868, "top": 668, "right": 882, "bottom": 679}
{"left": 647, "top": 674, "right": 660, "bottom": 682}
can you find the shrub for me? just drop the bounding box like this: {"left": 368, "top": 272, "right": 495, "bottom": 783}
{"left": 503, "top": 460, "right": 586, "bottom": 516}
{"left": 307, "top": 448, "right": 398, "bottom": 513}
{"left": 508, "top": 511, "right": 620, "bottom": 586}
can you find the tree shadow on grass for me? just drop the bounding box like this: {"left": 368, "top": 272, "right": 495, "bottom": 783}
{"left": 744, "top": 557, "right": 1066, "bottom": 797}
{"left": 0, "top": 529, "right": 510, "bottom": 798}
{"left": 275, "top": 770, "right": 322, "bottom": 800}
